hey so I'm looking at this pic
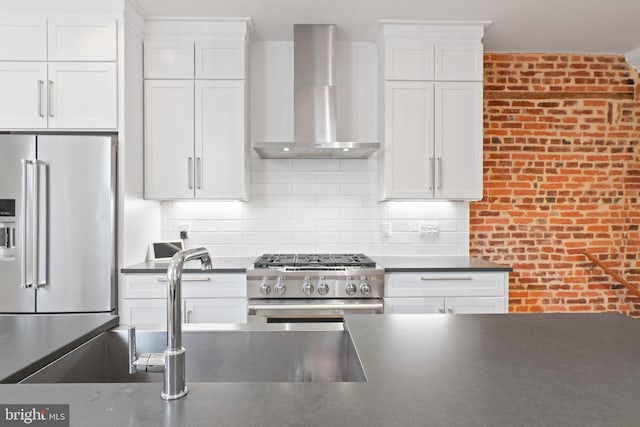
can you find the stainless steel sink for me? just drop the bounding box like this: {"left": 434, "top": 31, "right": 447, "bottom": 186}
{"left": 20, "top": 324, "right": 366, "bottom": 383}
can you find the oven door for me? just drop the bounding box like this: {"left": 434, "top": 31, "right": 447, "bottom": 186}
{"left": 247, "top": 299, "right": 384, "bottom": 323}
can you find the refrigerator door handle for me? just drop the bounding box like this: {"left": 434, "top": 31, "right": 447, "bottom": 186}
{"left": 35, "top": 160, "right": 47, "bottom": 288}
{"left": 20, "top": 160, "right": 31, "bottom": 289}
{"left": 31, "top": 160, "right": 40, "bottom": 289}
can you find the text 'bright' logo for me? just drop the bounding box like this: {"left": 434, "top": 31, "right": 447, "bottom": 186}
{"left": 0, "top": 405, "right": 68, "bottom": 426}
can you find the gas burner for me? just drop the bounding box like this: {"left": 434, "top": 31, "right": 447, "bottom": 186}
{"left": 253, "top": 253, "right": 377, "bottom": 269}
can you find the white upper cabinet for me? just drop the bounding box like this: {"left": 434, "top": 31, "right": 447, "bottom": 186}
{"left": 0, "top": 62, "right": 47, "bottom": 128}
{"left": 144, "top": 79, "right": 195, "bottom": 199}
{"left": 142, "top": 19, "right": 250, "bottom": 201}
{"left": 434, "top": 41, "right": 483, "bottom": 81}
{"left": 195, "top": 80, "right": 248, "bottom": 199}
{"left": 0, "top": 17, "right": 47, "bottom": 60}
{"left": 143, "top": 40, "right": 194, "bottom": 79}
{"left": 378, "top": 21, "right": 487, "bottom": 201}
{"left": 47, "top": 17, "right": 117, "bottom": 61}
{"left": 0, "top": 15, "right": 118, "bottom": 130}
{"left": 195, "top": 40, "right": 245, "bottom": 79}
{"left": 434, "top": 81, "right": 483, "bottom": 199}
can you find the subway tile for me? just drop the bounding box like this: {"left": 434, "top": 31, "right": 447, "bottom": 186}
{"left": 315, "top": 171, "right": 365, "bottom": 183}
{"left": 293, "top": 208, "right": 340, "bottom": 220}
{"left": 293, "top": 159, "right": 340, "bottom": 171}
{"left": 268, "top": 219, "right": 316, "bottom": 232}
{"left": 291, "top": 183, "right": 340, "bottom": 195}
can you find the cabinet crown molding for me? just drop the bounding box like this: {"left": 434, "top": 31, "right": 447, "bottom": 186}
{"left": 378, "top": 20, "right": 490, "bottom": 41}
{"left": 144, "top": 17, "right": 253, "bottom": 41}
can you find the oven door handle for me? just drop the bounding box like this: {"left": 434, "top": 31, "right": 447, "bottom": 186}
{"left": 248, "top": 301, "right": 384, "bottom": 313}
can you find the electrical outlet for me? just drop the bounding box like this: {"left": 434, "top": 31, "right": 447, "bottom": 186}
{"left": 380, "top": 222, "right": 392, "bottom": 238}
{"left": 178, "top": 223, "right": 190, "bottom": 240}
{"left": 419, "top": 221, "right": 439, "bottom": 237}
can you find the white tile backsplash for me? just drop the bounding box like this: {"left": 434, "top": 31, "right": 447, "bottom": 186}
{"left": 160, "top": 157, "right": 470, "bottom": 257}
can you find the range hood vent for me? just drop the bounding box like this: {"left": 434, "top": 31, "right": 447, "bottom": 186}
{"left": 253, "top": 24, "right": 380, "bottom": 159}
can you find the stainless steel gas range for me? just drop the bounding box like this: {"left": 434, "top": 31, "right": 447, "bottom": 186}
{"left": 246, "top": 253, "right": 384, "bottom": 323}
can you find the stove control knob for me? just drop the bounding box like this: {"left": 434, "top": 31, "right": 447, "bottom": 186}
{"left": 359, "top": 281, "right": 371, "bottom": 296}
{"left": 274, "top": 279, "right": 286, "bottom": 296}
{"left": 259, "top": 281, "right": 271, "bottom": 296}
{"left": 317, "top": 282, "right": 330, "bottom": 296}
{"left": 302, "top": 281, "right": 314, "bottom": 296}
{"left": 345, "top": 282, "right": 357, "bottom": 296}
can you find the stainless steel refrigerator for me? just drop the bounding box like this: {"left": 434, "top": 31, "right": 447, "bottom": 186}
{"left": 0, "top": 134, "right": 116, "bottom": 313}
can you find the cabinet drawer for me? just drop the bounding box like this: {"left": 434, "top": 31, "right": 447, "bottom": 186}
{"left": 385, "top": 272, "right": 507, "bottom": 297}
{"left": 121, "top": 273, "right": 246, "bottom": 299}
{"left": 144, "top": 40, "right": 194, "bottom": 79}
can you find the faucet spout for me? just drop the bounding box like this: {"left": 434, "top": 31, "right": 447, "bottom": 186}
{"left": 163, "top": 247, "right": 212, "bottom": 400}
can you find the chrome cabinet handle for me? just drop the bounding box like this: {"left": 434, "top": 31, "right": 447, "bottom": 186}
{"left": 438, "top": 308, "right": 445, "bottom": 314}
{"left": 196, "top": 157, "right": 202, "bottom": 190}
{"left": 47, "top": 80, "right": 54, "bottom": 117}
{"left": 187, "top": 157, "right": 194, "bottom": 189}
{"left": 437, "top": 157, "right": 442, "bottom": 190}
{"left": 157, "top": 277, "right": 211, "bottom": 283}
{"left": 429, "top": 157, "right": 434, "bottom": 191}
{"left": 20, "top": 161, "right": 30, "bottom": 288}
{"left": 186, "top": 309, "right": 193, "bottom": 323}
{"left": 37, "top": 80, "right": 45, "bottom": 117}
{"left": 420, "top": 276, "right": 472, "bottom": 281}
{"left": 447, "top": 308, "right": 453, "bottom": 314}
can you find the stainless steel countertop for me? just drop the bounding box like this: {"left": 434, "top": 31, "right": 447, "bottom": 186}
{"left": 0, "top": 313, "right": 639, "bottom": 426}
{"left": 0, "top": 314, "right": 118, "bottom": 383}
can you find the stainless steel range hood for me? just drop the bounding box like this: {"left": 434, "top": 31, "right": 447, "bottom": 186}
{"left": 253, "top": 24, "right": 380, "bottom": 159}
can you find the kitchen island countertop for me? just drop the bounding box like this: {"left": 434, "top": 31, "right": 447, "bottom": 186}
{"left": 0, "top": 314, "right": 118, "bottom": 383}
{"left": 0, "top": 313, "right": 639, "bottom": 426}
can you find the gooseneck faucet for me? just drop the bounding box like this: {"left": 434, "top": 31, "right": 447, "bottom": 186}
{"left": 128, "top": 247, "right": 212, "bottom": 400}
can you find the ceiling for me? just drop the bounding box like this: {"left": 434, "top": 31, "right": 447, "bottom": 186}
{"left": 136, "top": 0, "right": 640, "bottom": 54}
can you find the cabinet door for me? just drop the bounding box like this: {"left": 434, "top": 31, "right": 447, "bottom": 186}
{"left": 47, "top": 17, "right": 117, "bottom": 61}
{"left": 195, "top": 41, "right": 245, "bottom": 79}
{"left": 385, "top": 297, "right": 444, "bottom": 314}
{"left": 0, "top": 17, "right": 46, "bottom": 60}
{"left": 0, "top": 63, "right": 47, "bottom": 129}
{"left": 387, "top": 272, "right": 507, "bottom": 298}
{"left": 444, "top": 297, "right": 506, "bottom": 314}
{"left": 144, "top": 40, "right": 194, "bottom": 79}
{"left": 47, "top": 62, "right": 117, "bottom": 129}
{"left": 434, "top": 41, "right": 483, "bottom": 81}
{"left": 195, "top": 80, "right": 247, "bottom": 200}
{"left": 185, "top": 298, "right": 247, "bottom": 323}
{"left": 120, "top": 299, "right": 167, "bottom": 325}
{"left": 434, "top": 81, "right": 482, "bottom": 200}
{"left": 382, "top": 81, "right": 435, "bottom": 199}
{"left": 383, "top": 39, "right": 434, "bottom": 81}
{"left": 144, "top": 80, "right": 195, "bottom": 199}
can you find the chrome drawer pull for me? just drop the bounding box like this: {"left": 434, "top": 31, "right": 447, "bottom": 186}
{"left": 157, "top": 277, "right": 211, "bottom": 283}
{"left": 420, "top": 276, "right": 473, "bottom": 281}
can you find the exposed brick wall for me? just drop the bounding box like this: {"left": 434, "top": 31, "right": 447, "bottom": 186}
{"left": 470, "top": 53, "right": 640, "bottom": 316}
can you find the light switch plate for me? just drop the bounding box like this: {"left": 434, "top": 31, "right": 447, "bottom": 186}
{"left": 380, "top": 222, "right": 392, "bottom": 238}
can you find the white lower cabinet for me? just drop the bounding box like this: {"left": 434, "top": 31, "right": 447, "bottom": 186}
{"left": 384, "top": 272, "right": 508, "bottom": 314}
{"left": 120, "top": 273, "right": 247, "bottom": 325}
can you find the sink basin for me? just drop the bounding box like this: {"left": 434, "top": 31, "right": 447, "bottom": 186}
{"left": 20, "top": 324, "right": 366, "bottom": 383}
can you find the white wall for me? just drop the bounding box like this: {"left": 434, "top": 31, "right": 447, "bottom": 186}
{"left": 159, "top": 40, "right": 469, "bottom": 257}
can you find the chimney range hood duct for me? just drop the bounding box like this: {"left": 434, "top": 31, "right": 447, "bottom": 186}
{"left": 253, "top": 24, "right": 380, "bottom": 159}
